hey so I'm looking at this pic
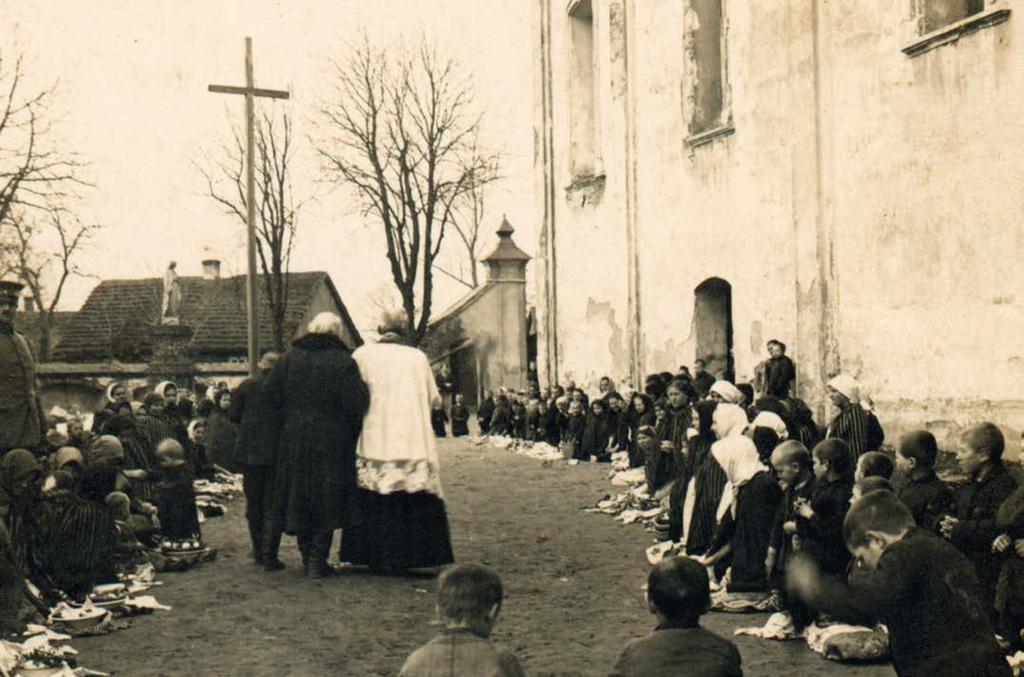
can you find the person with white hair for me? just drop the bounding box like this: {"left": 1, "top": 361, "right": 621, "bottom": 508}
{"left": 825, "top": 373, "right": 870, "bottom": 461}
{"left": 339, "top": 310, "right": 455, "bottom": 575}
{"left": 263, "top": 312, "right": 369, "bottom": 578}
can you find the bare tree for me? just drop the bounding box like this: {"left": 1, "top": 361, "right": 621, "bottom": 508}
{"left": 316, "top": 39, "right": 499, "bottom": 345}
{"left": 435, "top": 136, "right": 501, "bottom": 289}
{"left": 0, "top": 52, "right": 87, "bottom": 228}
{"left": 200, "top": 109, "right": 300, "bottom": 352}
{"left": 1, "top": 207, "right": 98, "bottom": 360}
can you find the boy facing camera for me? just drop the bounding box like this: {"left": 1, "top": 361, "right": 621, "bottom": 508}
{"left": 610, "top": 557, "right": 742, "bottom": 677}
{"left": 787, "top": 491, "right": 1009, "bottom": 677}
{"left": 399, "top": 564, "right": 524, "bottom": 677}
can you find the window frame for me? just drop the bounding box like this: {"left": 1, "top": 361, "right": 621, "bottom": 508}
{"left": 903, "top": 1, "right": 1011, "bottom": 58}
{"left": 682, "top": 0, "right": 734, "bottom": 148}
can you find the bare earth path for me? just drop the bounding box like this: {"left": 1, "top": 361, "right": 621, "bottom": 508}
{"left": 74, "top": 438, "right": 895, "bottom": 676}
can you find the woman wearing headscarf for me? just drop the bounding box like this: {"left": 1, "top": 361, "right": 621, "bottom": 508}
{"left": 205, "top": 388, "right": 240, "bottom": 471}
{"left": 667, "top": 399, "right": 728, "bottom": 557}
{"left": 153, "top": 381, "right": 188, "bottom": 439}
{"left": 30, "top": 467, "right": 117, "bottom": 603}
{"left": 625, "top": 393, "right": 655, "bottom": 468}
{"left": 91, "top": 382, "right": 132, "bottom": 435}
{"left": 116, "top": 395, "right": 166, "bottom": 502}
{"left": 340, "top": 311, "right": 455, "bottom": 575}
{"left": 646, "top": 380, "right": 693, "bottom": 494}
{"left": 701, "top": 404, "right": 783, "bottom": 592}
{"left": 708, "top": 380, "right": 744, "bottom": 405}
{"left": 264, "top": 312, "right": 369, "bottom": 578}
{"left": 825, "top": 374, "right": 869, "bottom": 462}
{"left": 0, "top": 449, "right": 42, "bottom": 558}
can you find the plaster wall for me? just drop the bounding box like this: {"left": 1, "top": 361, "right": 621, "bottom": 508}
{"left": 535, "top": 0, "right": 1024, "bottom": 438}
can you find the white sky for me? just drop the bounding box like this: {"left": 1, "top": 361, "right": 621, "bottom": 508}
{"left": 2, "top": 1, "right": 536, "bottom": 331}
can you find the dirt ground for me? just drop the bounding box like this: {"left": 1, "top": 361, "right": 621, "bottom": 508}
{"left": 74, "top": 437, "right": 896, "bottom": 676}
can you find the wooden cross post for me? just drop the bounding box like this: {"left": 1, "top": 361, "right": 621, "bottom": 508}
{"left": 208, "top": 37, "right": 290, "bottom": 376}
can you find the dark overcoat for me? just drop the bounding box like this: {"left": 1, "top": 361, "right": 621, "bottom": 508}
{"left": 264, "top": 333, "right": 369, "bottom": 535}
{"left": 231, "top": 372, "right": 281, "bottom": 467}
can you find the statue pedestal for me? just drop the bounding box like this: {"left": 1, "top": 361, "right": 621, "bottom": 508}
{"left": 148, "top": 324, "right": 196, "bottom": 387}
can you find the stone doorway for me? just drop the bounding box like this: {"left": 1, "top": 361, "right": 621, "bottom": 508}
{"left": 693, "top": 277, "right": 734, "bottom": 382}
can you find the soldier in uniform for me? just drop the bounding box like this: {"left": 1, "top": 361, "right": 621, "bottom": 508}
{"left": 0, "top": 280, "right": 46, "bottom": 458}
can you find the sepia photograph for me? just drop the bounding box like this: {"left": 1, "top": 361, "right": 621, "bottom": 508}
{"left": 0, "top": 1, "right": 1020, "bottom": 675}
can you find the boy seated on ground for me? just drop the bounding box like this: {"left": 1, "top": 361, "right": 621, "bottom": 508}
{"left": 129, "top": 439, "right": 203, "bottom": 546}
{"left": 855, "top": 451, "right": 895, "bottom": 483}
{"left": 894, "top": 430, "right": 952, "bottom": 534}
{"left": 610, "top": 557, "right": 742, "bottom": 677}
{"left": 399, "top": 563, "right": 524, "bottom": 677}
{"left": 787, "top": 491, "right": 1010, "bottom": 677}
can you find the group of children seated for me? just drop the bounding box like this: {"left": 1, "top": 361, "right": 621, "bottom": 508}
{"left": 455, "top": 366, "right": 1022, "bottom": 675}
{"left": 0, "top": 379, "right": 231, "bottom": 634}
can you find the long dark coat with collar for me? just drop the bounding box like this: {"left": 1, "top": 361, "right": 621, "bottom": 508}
{"left": 263, "top": 333, "right": 369, "bottom": 535}
{"left": 230, "top": 372, "right": 280, "bottom": 467}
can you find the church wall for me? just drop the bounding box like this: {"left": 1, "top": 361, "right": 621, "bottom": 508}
{"left": 536, "top": 0, "right": 1024, "bottom": 439}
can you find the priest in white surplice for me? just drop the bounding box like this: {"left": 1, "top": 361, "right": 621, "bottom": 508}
{"left": 339, "top": 311, "right": 455, "bottom": 574}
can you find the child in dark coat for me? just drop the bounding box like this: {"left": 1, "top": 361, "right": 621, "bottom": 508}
{"left": 766, "top": 440, "right": 817, "bottom": 588}
{"left": 894, "top": 430, "right": 952, "bottom": 534}
{"left": 431, "top": 401, "right": 448, "bottom": 438}
{"left": 562, "top": 401, "right": 586, "bottom": 458}
{"left": 477, "top": 392, "right": 495, "bottom": 435}
{"left": 796, "top": 439, "right": 854, "bottom": 577}
{"left": 940, "top": 423, "right": 1018, "bottom": 620}
{"left": 450, "top": 394, "right": 470, "bottom": 438}
{"left": 489, "top": 394, "right": 512, "bottom": 437}
{"left": 580, "top": 399, "right": 614, "bottom": 462}
{"left": 788, "top": 491, "right": 1011, "bottom": 677}
{"left": 610, "top": 557, "right": 742, "bottom": 677}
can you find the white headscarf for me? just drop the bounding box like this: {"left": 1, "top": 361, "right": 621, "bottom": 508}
{"left": 710, "top": 380, "right": 744, "bottom": 405}
{"left": 154, "top": 381, "right": 176, "bottom": 399}
{"left": 827, "top": 374, "right": 860, "bottom": 405}
{"left": 104, "top": 382, "right": 123, "bottom": 404}
{"left": 752, "top": 411, "right": 789, "bottom": 441}
{"left": 712, "top": 404, "right": 765, "bottom": 489}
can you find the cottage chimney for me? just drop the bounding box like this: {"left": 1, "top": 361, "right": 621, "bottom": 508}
{"left": 202, "top": 259, "right": 221, "bottom": 280}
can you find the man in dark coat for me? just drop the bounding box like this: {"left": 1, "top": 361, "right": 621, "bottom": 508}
{"left": 764, "top": 340, "right": 796, "bottom": 399}
{"left": 231, "top": 352, "right": 285, "bottom": 571}
{"left": 263, "top": 313, "right": 369, "bottom": 578}
{"left": 0, "top": 281, "right": 46, "bottom": 457}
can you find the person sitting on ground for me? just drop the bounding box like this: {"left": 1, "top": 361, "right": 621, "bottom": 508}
{"left": 894, "top": 430, "right": 952, "bottom": 534}
{"left": 477, "top": 391, "right": 495, "bottom": 436}
{"left": 562, "top": 400, "right": 586, "bottom": 459}
{"left": 399, "top": 563, "right": 525, "bottom": 677}
{"left": 105, "top": 491, "right": 150, "bottom": 576}
{"left": 852, "top": 476, "right": 895, "bottom": 502}
{"left": 52, "top": 446, "right": 85, "bottom": 487}
{"left": 580, "top": 398, "right": 614, "bottom": 462}
{"left": 940, "top": 422, "right": 1018, "bottom": 621}
{"left": 489, "top": 394, "right": 512, "bottom": 437}
{"left": 431, "top": 400, "right": 448, "bottom": 438}
{"left": 855, "top": 451, "right": 895, "bottom": 483}
{"left": 708, "top": 381, "right": 743, "bottom": 406}
{"left": 992, "top": 431, "right": 1024, "bottom": 653}
{"left": 142, "top": 439, "right": 203, "bottom": 546}
{"left": 0, "top": 519, "right": 34, "bottom": 635}
{"left": 451, "top": 394, "right": 470, "bottom": 438}
{"left": 766, "top": 440, "right": 817, "bottom": 589}
{"left": 65, "top": 415, "right": 95, "bottom": 462}
{"left": 625, "top": 394, "right": 655, "bottom": 468}
{"left": 667, "top": 399, "right": 727, "bottom": 558}
{"left": 787, "top": 491, "right": 1011, "bottom": 677}
{"left": 610, "top": 557, "right": 742, "bottom": 677}
{"left": 186, "top": 418, "right": 215, "bottom": 480}
{"left": 825, "top": 374, "right": 869, "bottom": 461}
{"left": 649, "top": 380, "right": 692, "bottom": 492}
{"left": 795, "top": 439, "right": 855, "bottom": 581}
{"left": 701, "top": 404, "right": 782, "bottom": 593}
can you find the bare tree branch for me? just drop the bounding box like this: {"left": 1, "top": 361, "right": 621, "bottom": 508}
{"left": 315, "top": 37, "right": 498, "bottom": 345}
{"left": 199, "top": 108, "right": 301, "bottom": 351}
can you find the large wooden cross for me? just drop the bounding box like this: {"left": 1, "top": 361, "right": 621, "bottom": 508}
{"left": 208, "top": 37, "right": 290, "bottom": 376}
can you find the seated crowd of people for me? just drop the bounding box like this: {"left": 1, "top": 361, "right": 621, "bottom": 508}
{"left": 0, "top": 379, "right": 239, "bottom": 635}
{"left": 443, "top": 342, "right": 1021, "bottom": 676}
